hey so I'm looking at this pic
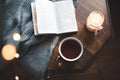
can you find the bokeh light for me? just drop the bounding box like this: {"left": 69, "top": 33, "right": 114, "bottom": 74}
{"left": 1, "top": 44, "right": 17, "bottom": 61}
{"left": 15, "top": 53, "right": 20, "bottom": 58}
{"left": 15, "top": 75, "right": 19, "bottom": 80}
{"left": 12, "top": 32, "right": 21, "bottom": 41}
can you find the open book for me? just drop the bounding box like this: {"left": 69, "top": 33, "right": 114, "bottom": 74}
{"left": 31, "top": 0, "right": 78, "bottom": 35}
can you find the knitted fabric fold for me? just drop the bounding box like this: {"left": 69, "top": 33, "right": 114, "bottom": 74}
{"left": 1, "top": 0, "right": 59, "bottom": 79}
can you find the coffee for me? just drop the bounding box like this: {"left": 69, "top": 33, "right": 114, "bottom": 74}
{"left": 61, "top": 40, "right": 81, "bottom": 59}
{"left": 59, "top": 37, "right": 83, "bottom": 62}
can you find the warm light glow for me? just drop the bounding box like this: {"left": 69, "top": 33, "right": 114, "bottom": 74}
{"left": 88, "top": 11, "right": 104, "bottom": 27}
{"left": 13, "top": 32, "right": 21, "bottom": 41}
{"left": 86, "top": 11, "right": 104, "bottom": 33}
{"left": 58, "top": 62, "right": 62, "bottom": 66}
{"left": 51, "top": 45, "right": 55, "bottom": 49}
{"left": 15, "top": 76, "right": 19, "bottom": 80}
{"left": 89, "top": 12, "right": 103, "bottom": 26}
{"left": 47, "top": 75, "right": 50, "bottom": 79}
{"left": 1, "top": 44, "right": 16, "bottom": 61}
{"left": 15, "top": 53, "right": 20, "bottom": 58}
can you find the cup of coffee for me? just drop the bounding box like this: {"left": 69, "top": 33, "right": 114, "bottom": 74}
{"left": 59, "top": 37, "right": 83, "bottom": 62}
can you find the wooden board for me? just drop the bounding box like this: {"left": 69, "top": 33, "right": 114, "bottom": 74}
{"left": 47, "top": 0, "right": 112, "bottom": 71}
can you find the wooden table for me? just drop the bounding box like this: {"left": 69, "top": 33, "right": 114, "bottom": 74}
{"left": 46, "top": 0, "right": 112, "bottom": 76}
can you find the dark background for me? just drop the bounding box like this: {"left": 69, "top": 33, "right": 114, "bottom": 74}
{"left": 0, "top": 0, "right": 120, "bottom": 80}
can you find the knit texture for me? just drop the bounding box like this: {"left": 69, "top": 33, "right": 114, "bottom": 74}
{"left": 1, "top": 0, "right": 59, "bottom": 80}
{"left": 0, "top": 0, "right": 77, "bottom": 79}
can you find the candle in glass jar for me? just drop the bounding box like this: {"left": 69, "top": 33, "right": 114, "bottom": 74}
{"left": 86, "top": 11, "right": 104, "bottom": 33}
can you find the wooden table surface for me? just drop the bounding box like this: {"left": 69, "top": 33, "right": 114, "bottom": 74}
{"left": 47, "top": 0, "right": 112, "bottom": 73}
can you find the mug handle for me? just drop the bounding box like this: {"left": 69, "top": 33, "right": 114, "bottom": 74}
{"left": 94, "top": 26, "right": 103, "bottom": 36}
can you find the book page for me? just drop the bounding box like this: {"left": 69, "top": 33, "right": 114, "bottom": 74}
{"left": 35, "top": 0, "right": 58, "bottom": 34}
{"left": 54, "top": 0, "right": 78, "bottom": 34}
{"left": 31, "top": 2, "right": 38, "bottom": 35}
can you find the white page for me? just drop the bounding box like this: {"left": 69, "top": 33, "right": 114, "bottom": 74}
{"left": 31, "top": 2, "right": 38, "bottom": 35}
{"left": 35, "top": 0, "right": 58, "bottom": 34}
{"left": 54, "top": 0, "right": 78, "bottom": 34}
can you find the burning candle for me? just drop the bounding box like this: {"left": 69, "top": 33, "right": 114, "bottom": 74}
{"left": 86, "top": 11, "right": 104, "bottom": 35}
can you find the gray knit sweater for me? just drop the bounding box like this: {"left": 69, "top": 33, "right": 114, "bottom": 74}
{"left": 0, "top": 0, "right": 77, "bottom": 80}
{"left": 1, "top": 0, "right": 59, "bottom": 79}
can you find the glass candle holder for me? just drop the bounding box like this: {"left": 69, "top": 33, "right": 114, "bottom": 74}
{"left": 86, "top": 11, "right": 104, "bottom": 35}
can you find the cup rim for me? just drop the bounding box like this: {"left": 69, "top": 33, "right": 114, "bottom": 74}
{"left": 59, "top": 37, "right": 83, "bottom": 62}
